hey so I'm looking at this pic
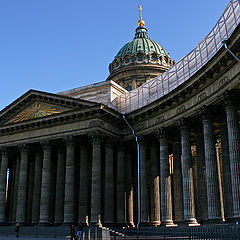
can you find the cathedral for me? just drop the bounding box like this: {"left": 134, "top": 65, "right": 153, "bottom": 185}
{"left": 0, "top": 1, "right": 240, "bottom": 229}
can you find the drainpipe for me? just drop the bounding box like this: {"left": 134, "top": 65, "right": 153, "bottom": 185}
{"left": 123, "top": 114, "right": 141, "bottom": 231}
{"left": 222, "top": 39, "right": 240, "bottom": 62}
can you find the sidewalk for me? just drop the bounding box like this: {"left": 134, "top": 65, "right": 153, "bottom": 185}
{"left": 0, "top": 237, "right": 70, "bottom": 240}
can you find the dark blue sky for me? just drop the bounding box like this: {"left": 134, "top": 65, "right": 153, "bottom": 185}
{"left": 0, "top": 0, "right": 229, "bottom": 110}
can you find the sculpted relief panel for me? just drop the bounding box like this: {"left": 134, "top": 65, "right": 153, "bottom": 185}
{"left": 7, "top": 101, "right": 65, "bottom": 124}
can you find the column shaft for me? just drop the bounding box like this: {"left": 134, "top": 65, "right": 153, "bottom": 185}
{"left": 179, "top": 122, "right": 197, "bottom": 224}
{"left": 12, "top": 156, "right": 20, "bottom": 223}
{"left": 158, "top": 129, "right": 174, "bottom": 225}
{"left": 104, "top": 142, "right": 114, "bottom": 223}
{"left": 116, "top": 144, "right": 125, "bottom": 224}
{"left": 201, "top": 110, "right": 222, "bottom": 220}
{"left": 16, "top": 145, "right": 29, "bottom": 223}
{"left": 78, "top": 143, "right": 89, "bottom": 223}
{"left": 0, "top": 149, "right": 8, "bottom": 223}
{"left": 126, "top": 150, "right": 134, "bottom": 227}
{"left": 139, "top": 139, "right": 148, "bottom": 223}
{"left": 26, "top": 159, "right": 35, "bottom": 223}
{"left": 195, "top": 131, "right": 208, "bottom": 221}
{"left": 32, "top": 152, "right": 43, "bottom": 223}
{"left": 225, "top": 102, "right": 240, "bottom": 218}
{"left": 172, "top": 141, "right": 184, "bottom": 223}
{"left": 39, "top": 142, "right": 52, "bottom": 223}
{"left": 9, "top": 162, "right": 16, "bottom": 222}
{"left": 90, "top": 132, "right": 102, "bottom": 226}
{"left": 150, "top": 142, "right": 160, "bottom": 225}
{"left": 220, "top": 122, "right": 233, "bottom": 219}
{"left": 55, "top": 148, "right": 65, "bottom": 223}
{"left": 64, "top": 137, "right": 75, "bottom": 223}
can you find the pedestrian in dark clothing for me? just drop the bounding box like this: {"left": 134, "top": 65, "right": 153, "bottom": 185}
{"left": 70, "top": 225, "right": 76, "bottom": 240}
{"left": 77, "top": 221, "right": 88, "bottom": 240}
{"left": 15, "top": 222, "right": 20, "bottom": 238}
{"left": 77, "top": 223, "right": 83, "bottom": 240}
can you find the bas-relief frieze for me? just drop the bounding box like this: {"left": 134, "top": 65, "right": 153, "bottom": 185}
{"left": 134, "top": 62, "right": 240, "bottom": 134}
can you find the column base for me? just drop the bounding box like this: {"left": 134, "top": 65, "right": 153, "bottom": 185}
{"left": 161, "top": 220, "right": 177, "bottom": 227}
{"left": 185, "top": 218, "right": 199, "bottom": 226}
{"left": 149, "top": 220, "right": 161, "bottom": 227}
{"left": 127, "top": 222, "right": 135, "bottom": 228}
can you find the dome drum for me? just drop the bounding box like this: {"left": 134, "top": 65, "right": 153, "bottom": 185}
{"left": 107, "top": 10, "right": 174, "bottom": 90}
{"left": 109, "top": 53, "right": 174, "bottom": 74}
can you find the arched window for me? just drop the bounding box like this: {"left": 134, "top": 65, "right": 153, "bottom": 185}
{"left": 151, "top": 55, "right": 156, "bottom": 61}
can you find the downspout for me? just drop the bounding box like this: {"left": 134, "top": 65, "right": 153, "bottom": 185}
{"left": 123, "top": 114, "right": 141, "bottom": 230}
{"left": 222, "top": 39, "right": 240, "bottom": 62}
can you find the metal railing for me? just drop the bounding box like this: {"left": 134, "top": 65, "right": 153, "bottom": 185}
{"left": 111, "top": 0, "right": 240, "bottom": 114}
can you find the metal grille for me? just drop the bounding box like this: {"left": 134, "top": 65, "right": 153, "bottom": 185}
{"left": 111, "top": 0, "right": 240, "bottom": 114}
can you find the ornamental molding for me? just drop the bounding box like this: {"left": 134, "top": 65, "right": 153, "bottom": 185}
{"left": 131, "top": 61, "right": 240, "bottom": 135}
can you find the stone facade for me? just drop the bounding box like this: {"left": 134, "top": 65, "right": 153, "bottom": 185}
{"left": 0, "top": 3, "right": 240, "bottom": 228}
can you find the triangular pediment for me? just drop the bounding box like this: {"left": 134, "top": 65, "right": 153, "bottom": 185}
{"left": 0, "top": 89, "right": 100, "bottom": 126}
{"left": 7, "top": 101, "right": 69, "bottom": 124}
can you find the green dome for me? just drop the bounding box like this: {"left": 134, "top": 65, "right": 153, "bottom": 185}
{"left": 116, "top": 26, "right": 171, "bottom": 58}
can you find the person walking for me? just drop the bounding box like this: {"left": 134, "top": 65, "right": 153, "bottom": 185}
{"left": 15, "top": 222, "right": 20, "bottom": 238}
{"left": 70, "top": 225, "right": 76, "bottom": 240}
{"left": 76, "top": 223, "right": 83, "bottom": 240}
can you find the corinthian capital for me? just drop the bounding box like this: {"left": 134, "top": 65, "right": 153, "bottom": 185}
{"left": 88, "top": 131, "right": 104, "bottom": 144}
{"left": 0, "top": 147, "right": 9, "bottom": 156}
{"left": 63, "top": 136, "right": 75, "bottom": 147}
{"left": 220, "top": 90, "right": 237, "bottom": 108}
{"left": 18, "top": 144, "right": 29, "bottom": 153}
{"left": 176, "top": 118, "right": 189, "bottom": 130}
{"left": 199, "top": 105, "right": 212, "bottom": 121}
{"left": 155, "top": 127, "right": 167, "bottom": 139}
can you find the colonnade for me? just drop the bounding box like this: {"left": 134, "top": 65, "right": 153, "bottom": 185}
{"left": 0, "top": 93, "right": 240, "bottom": 226}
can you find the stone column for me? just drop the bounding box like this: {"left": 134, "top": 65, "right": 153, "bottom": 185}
{"left": 200, "top": 107, "right": 222, "bottom": 221}
{"left": 116, "top": 143, "right": 125, "bottom": 225}
{"left": 156, "top": 128, "right": 174, "bottom": 226}
{"left": 16, "top": 145, "right": 29, "bottom": 223}
{"left": 9, "top": 160, "right": 16, "bottom": 222}
{"left": 139, "top": 136, "right": 149, "bottom": 224}
{"left": 104, "top": 140, "right": 114, "bottom": 224}
{"left": 64, "top": 136, "right": 75, "bottom": 223}
{"left": 172, "top": 140, "right": 184, "bottom": 223}
{"left": 26, "top": 158, "right": 35, "bottom": 223}
{"left": 89, "top": 131, "right": 102, "bottom": 226}
{"left": 178, "top": 119, "right": 198, "bottom": 225}
{"left": 220, "top": 121, "right": 233, "bottom": 220}
{"left": 0, "top": 148, "right": 9, "bottom": 223}
{"left": 12, "top": 156, "right": 20, "bottom": 223}
{"left": 39, "top": 141, "right": 52, "bottom": 224}
{"left": 78, "top": 142, "right": 89, "bottom": 223}
{"left": 125, "top": 148, "right": 134, "bottom": 227}
{"left": 195, "top": 127, "right": 208, "bottom": 221}
{"left": 32, "top": 151, "right": 43, "bottom": 223}
{"left": 224, "top": 93, "right": 240, "bottom": 218}
{"left": 55, "top": 146, "right": 65, "bottom": 224}
{"left": 150, "top": 142, "right": 160, "bottom": 226}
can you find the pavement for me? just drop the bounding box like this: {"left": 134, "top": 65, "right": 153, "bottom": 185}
{"left": 0, "top": 236, "right": 71, "bottom": 240}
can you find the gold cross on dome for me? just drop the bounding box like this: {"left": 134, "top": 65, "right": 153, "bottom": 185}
{"left": 139, "top": 5, "right": 143, "bottom": 20}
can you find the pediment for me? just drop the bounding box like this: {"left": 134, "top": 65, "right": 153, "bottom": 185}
{"left": 0, "top": 89, "right": 99, "bottom": 126}
{"left": 7, "top": 101, "right": 70, "bottom": 124}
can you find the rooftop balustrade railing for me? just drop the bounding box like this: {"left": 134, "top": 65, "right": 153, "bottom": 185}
{"left": 111, "top": 0, "right": 240, "bottom": 114}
